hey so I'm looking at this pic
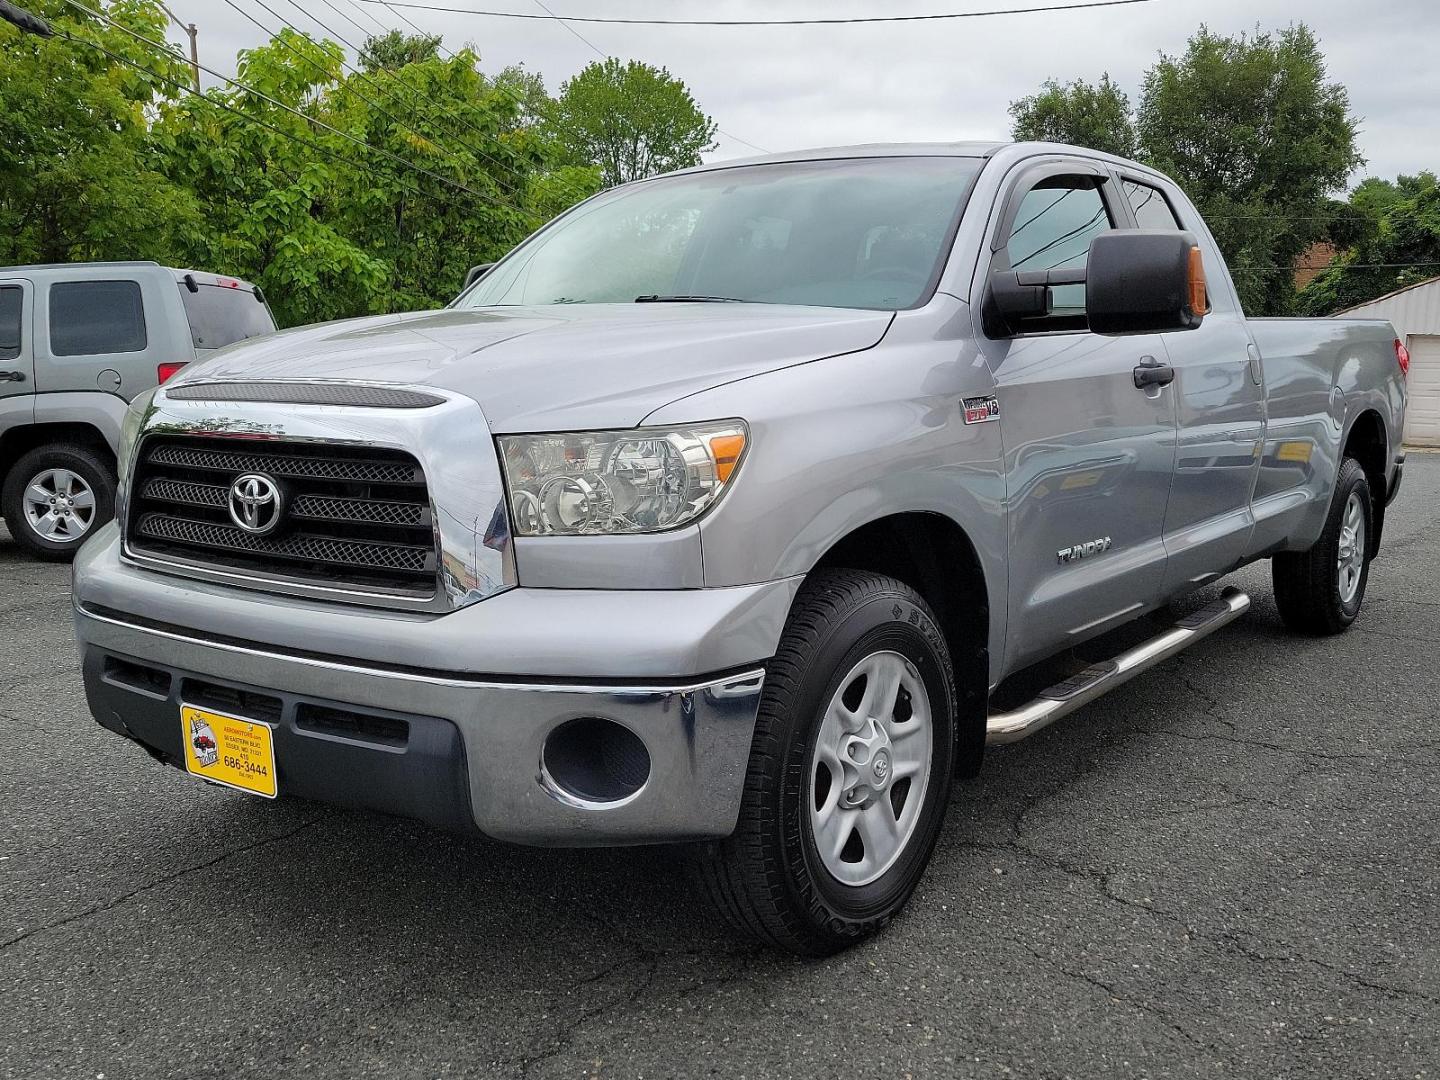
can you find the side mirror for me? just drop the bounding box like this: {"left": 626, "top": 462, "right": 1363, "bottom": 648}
{"left": 463, "top": 262, "right": 495, "bottom": 290}
{"left": 1086, "top": 229, "right": 1208, "bottom": 335}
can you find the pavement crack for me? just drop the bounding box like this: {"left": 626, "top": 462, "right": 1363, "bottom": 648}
{"left": 0, "top": 814, "right": 324, "bottom": 953}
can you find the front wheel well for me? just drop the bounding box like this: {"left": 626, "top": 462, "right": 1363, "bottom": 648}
{"left": 809, "top": 512, "right": 990, "bottom": 775}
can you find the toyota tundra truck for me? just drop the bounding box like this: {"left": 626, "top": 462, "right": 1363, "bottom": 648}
{"left": 72, "top": 143, "right": 1408, "bottom": 955}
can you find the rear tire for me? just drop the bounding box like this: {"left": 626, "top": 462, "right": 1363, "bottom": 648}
{"left": 693, "top": 568, "right": 957, "bottom": 956}
{"left": 1, "top": 443, "right": 116, "bottom": 562}
{"left": 1272, "top": 457, "right": 1372, "bottom": 635}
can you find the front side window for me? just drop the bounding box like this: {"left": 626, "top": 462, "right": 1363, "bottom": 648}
{"left": 49, "top": 280, "right": 147, "bottom": 356}
{"left": 0, "top": 287, "right": 20, "bottom": 361}
{"left": 459, "top": 157, "right": 982, "bottom": 312}
{"left": 1001, "top": 176, "right": 1113, "bottom": 327}
{"left": 1123, "top": 180, "right": 1182, "bottom": 230}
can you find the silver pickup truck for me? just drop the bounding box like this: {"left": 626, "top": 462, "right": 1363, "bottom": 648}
{"left": 73, "top": 142, "right": 1408, "bottom": 955}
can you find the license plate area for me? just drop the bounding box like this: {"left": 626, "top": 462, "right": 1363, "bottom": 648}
{"left": 181, "top": 704, "right": 278, "bottom": 798}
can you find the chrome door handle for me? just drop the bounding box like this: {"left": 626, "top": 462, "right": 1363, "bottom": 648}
{"left": 0, "top": 370, "right": 26, "bottom": 383}
{"left": 1133, "top": 356, "right": 1174, "bottom": 389}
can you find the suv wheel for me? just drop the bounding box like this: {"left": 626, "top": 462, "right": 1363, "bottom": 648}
{"left": 1272, "top": 456, "right": 1372, "bottom": 635}
{"left": 2, "top": 444, "right": 117, "bottom": 561}
{"left": 694, "top": 568, "right": 957, "bottom": 955}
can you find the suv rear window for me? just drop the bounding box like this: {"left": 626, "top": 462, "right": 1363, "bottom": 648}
{"left": 179, "top": 283, "right": 277, "bottom": 350}
{"left": 50, "top": 280, "right": 147, "bottom": 356}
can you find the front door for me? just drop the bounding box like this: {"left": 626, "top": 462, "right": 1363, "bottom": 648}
{"left": 973, "top": 164, "right": 1178, "bottom": 675}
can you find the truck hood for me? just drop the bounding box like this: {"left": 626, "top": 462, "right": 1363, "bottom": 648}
{"left": 174, "top": 303, "right": 894, "bottom": 431}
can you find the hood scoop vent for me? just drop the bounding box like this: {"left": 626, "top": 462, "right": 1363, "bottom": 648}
{"left": 165, "top": 382, "right": 445, "bottom": 409}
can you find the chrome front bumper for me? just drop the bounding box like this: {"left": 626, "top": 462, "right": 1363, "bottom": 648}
{"left": 74, "top": 529, "right": 790, "bottom": 846}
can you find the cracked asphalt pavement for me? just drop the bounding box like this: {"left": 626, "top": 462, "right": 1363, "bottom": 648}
{"left": 2, "top": 459, "right": 1438, "bottom": 1080}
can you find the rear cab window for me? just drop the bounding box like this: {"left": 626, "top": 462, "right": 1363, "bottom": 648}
{"left": 49, "top": 280, "right": 146, "bottom": 356}
{"left": 179, "top": 281, "right": 277, "bottom": 351}
{"left": 1122, "top": 180, "right": 1183, "bottom": 229}
{"left": 0, "top": 285, "right": 21, "bottom": 360}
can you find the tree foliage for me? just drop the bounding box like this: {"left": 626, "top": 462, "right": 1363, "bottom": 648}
{"left": 1008, "top": 74, "right": 1137, "bottom": 159}
{"left": 1297, "top": 172, "right": 1440, "bottom": 314}
{"left": 0, "top": 11, "right": 728, "bottom": 326}
{"left": 546, "top": 58, "right": 717, "bottom": 187}
{"left": 1009, "top": 24, "right": 1363, "bottom": 315}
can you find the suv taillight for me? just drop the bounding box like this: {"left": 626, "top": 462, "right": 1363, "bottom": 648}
{"left": 157, "top": 362, "right": 187, "bottom": 383}
{"left": 1396, "top": 339, "right": 1410, "bottom": 379}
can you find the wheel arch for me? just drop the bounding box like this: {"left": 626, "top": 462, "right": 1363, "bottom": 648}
{"left": 1342, "top": 408, "right": 1388, "bottom": 557}
{"left": 0, "top": 421, "right": 114, "bottom": 482}
{"left": 806, "top": 511, "right": 991, "bottom": 776}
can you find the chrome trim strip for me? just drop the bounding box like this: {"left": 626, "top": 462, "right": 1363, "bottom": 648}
{"left": 77, "top": 603, "right": 767, "bottom": 695}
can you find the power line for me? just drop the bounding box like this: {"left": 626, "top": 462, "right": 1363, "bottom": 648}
{"left": 360, "top": 0, "right": 1151, "bottom": 26}
{"left": 277, "top": 0, "right": 536, "bottom": 186}
{"left": 526, "top": 0, "right": 769, "bottom": 155}
{"left": 1233, "top": 261, "right": 1440, "bottom": 273}
{"left": 61, "top": 0, "right": 519, "bottom": 211}
{"left": 221, "top": 0, "right": 487, "bottom": 175}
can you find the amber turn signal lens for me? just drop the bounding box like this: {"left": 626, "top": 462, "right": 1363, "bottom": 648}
{"left": 709, "top": 433, "right": 746, "bottom": 483}
{"left": 1187, "top": 246, "right": 1209, "bottom": 316}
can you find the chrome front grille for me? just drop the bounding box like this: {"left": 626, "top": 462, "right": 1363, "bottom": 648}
{"left": 127, "top": 436, "right": 437, "bottom": 596}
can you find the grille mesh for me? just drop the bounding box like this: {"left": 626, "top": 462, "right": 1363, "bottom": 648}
{"left": 128, "top": 436, "right": 435, "bottom": 596}
{"left": 148, "top": 443, "right": 420, "bottom": 485}
{"left": 136, "top": 514, "right": 432, "bottom": 572}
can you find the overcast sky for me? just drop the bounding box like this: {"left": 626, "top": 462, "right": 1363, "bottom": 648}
{"left": 183, "top": 0, "right": 1437, "bottom": 186}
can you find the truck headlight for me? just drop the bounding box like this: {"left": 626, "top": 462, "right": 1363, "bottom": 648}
{"left": 498, "top": 421, "right": 747, "bottom": 536}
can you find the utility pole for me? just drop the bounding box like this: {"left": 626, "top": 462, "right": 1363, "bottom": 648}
{"left": 154, "top": 0, "right": 200, "bottom": 92}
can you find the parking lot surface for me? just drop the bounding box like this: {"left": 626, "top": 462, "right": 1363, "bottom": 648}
{"left": 1, "top": 459, "right": 1437, "bottom": 1080}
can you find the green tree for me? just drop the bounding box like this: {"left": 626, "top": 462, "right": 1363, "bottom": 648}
{"left": 546, "top": 58, "right": 717, "bottom": 187}
{"left": 1137, "top": 25, "right": 1361, "bottom": 314}
{"left": 1008, "top": 24, "right": 1362, "bottom": 315}
{"left": 358, "top": 29, "right": 441, "bottom": 73}
{"left": 0, "top": 0, "right": 200, "bottom": 264}
{"left": 1298, "top": 172, "right": 1440, "bottom": 314}
{"left": 1008, "top": 73, "right": 1138, "bottom": 158}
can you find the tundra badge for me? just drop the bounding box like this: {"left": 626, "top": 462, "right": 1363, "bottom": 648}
{"left": 1058, "top": 537, "right": 1113, "bottom": 564}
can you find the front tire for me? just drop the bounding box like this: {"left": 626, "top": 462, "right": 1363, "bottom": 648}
{"left": 1272, "top": 457, "right": 1372, "bottom": 635}
{"left": 694, "top": 569, "right": 957, "bottom": 956}
{"left": 1, "top": 444, "right": 116, "bottom": 562}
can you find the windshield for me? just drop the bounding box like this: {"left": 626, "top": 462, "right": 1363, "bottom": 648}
{"left": 459, "top": 157, "right": 982, "bottom": 312}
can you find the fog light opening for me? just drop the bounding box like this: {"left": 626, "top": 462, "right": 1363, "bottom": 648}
{"left": 541, "top": 717, "right": 651, "bottom": 806}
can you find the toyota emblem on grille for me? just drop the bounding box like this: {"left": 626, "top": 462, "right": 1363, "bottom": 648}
{"left": 228, "top": 473, "right": 284, "bottom": 535}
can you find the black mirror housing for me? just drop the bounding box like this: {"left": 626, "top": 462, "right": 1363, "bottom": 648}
{"left": 463, "top": 263, "right": 495, "bottom": 290}
{"left": 1086, "top": 229, "right": 1208, "bottom": 335}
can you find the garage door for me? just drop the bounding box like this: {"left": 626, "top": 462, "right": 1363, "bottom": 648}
{"left": 1407, "top": 335, "right": 1440, "bottom": 447}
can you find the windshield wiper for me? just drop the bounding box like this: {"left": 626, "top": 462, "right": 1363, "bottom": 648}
{"left": 634, "top": 294, "right": 748, "bottom": 303}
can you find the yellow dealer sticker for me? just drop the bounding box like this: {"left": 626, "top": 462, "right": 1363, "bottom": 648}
{"left": 181, "top": 705, "right": 278, "bottom": 798}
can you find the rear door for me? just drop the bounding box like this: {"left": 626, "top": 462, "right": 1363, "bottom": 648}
{"left": 0, "top": 279, "right": 35, "bottom": 434}
{"left": 1120, "top": 175, "right": 1267, "bottom": 592}
{"left": 973, "top": 160, "right": 1179, "bottom": 674}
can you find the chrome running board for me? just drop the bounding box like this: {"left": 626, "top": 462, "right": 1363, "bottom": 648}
{"left": 986, "top": 588, "right": 1250, "bottom": 746}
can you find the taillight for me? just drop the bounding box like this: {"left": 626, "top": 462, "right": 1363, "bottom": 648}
{"left": 157, "top": 362, "right": 188, "bottom": 383}
{"left": 1395, "top": 338, "right": 1410, "bottom": 379}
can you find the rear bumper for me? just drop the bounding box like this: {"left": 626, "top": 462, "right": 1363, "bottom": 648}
{"left": 73, "top": 528, "right": 786, "bottom": 846}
